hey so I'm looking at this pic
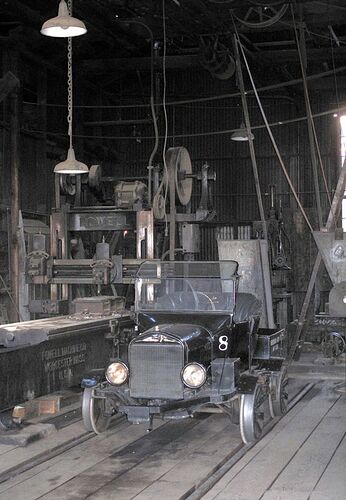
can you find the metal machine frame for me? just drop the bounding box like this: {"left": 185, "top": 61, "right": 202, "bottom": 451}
{"left": 25, "top": 147, "right": 215, "bottom": 316}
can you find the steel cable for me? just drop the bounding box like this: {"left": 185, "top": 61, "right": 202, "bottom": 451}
{"left": 233, "top": 23, "right": 314, "bottom": 233}
{"left": 290, "top": 5, "right": 333, "bottom": 213}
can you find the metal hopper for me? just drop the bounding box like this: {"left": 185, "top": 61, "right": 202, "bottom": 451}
{"left": 313, "top": 231, "right": 346, "bottom": 316}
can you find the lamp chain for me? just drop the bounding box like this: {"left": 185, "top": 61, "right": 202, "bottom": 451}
{"left": 67, "top": 0, "right": 73, "bottom": 149}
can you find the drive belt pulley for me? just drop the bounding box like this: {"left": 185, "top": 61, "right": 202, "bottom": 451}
{"left": 153, "top": 146, "right": 193, "bottom": 219}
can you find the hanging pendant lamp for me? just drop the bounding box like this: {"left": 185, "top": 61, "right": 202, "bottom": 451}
{"left": 41, "top": 0, "right": 87, "bottom": 38}
{"left": 54, "top": 147, "right": 88, "bottom": 174}
{"left": 54, "top": 36, "right": 88, "bottom": 175}
{"left": 231, "top": 122, "right": 254, "bottom": 142}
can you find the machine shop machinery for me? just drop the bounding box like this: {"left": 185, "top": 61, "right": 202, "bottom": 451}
{"left": 219, "top": 185, "right": 292, "bottom": 330}
{"left": 262, "top": 185, "right": 292, "bottom": 329}
{"left": 312, "top": 229, "right": 346, "bottom": 358}
{"left": 26, "top": 146, "right": 215, "bottom": 317}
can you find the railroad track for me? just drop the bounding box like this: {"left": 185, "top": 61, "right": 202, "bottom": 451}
{"left": 0, "top": 413, "right": 127, "bottom": 485}
{"left": 0, "top": 380, "right": 316, "bottom": 499}
{"left": 185, "top": 381, "right": 316, "bottom": 500}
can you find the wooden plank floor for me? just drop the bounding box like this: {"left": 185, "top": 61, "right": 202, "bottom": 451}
{"left": 0, "top": 378, "right": 342, "bottom": 500}
{"left": 204, "top": 383, "right": 346, "bottom": 500}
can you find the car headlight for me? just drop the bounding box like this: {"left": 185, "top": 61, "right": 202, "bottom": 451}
{"left": 181, "top": 362, "right": 206, "bottom": 389}
{"left": 105, "top": 361, "right": 129, "bottom": 385}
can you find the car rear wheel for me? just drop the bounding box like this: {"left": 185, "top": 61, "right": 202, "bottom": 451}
{"left": 239, "top": 383, "right": 266, "bottom": 444}
{"left": 269, "top": 366, "right": 288, "bottom": 418}
{"left": 82, "top": 387, "right": 112, "bottom": 434}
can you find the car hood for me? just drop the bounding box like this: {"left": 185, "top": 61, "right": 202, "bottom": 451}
{"left": 135, "top": 322, "right": 212, "bottom": 349}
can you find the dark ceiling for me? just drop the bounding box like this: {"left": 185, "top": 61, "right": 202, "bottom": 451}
{"left": 1, "top": 0, "right": 346, "bottom": 91}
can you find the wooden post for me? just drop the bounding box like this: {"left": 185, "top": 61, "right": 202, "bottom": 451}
{"left": 9, "top": 88, "right": 20, "bottom": 321}
{"left": 1, "top": 52, "right": 20, "bottom": 322}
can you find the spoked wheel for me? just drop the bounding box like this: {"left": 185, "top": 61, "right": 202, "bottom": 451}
{"left": 82, "top": 387, "right": 112, "bottom": 434}
{"left": 233, "top": 3, "right": 288, "bottom": 29}
{"left": 269, "top": 366, "right": 288, "bottom": 418}
{"left": 240, "top": 383, "right": 267, "bottom": 444}
{"left": 321, "top": 331, "right": 346, "bottom": 358}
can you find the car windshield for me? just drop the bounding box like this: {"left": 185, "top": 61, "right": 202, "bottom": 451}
{"left": 135, "top": 261, "right": 238, "bottom": 313}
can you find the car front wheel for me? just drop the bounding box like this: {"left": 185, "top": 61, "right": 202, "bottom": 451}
{"left": 82, "top": 387, "right": 112, "bottom": 434}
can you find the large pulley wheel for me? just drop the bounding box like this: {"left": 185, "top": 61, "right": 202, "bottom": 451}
{"left": 59, "top": 175, "right": 76, "bottom": 196}
{"left": 269, "top": 366, "right": 288, "bottom": 418}
{"left": 165, "top": 147, "right": 193, "bottom": 206}
{"left": 82, "top": 387, "right": 112, "bottom": 434}
{"left": 153, "top": 192, "right": 166, "bottom": 219}
{"left": 233, "top": 3, "right": 288, "bottom": 29}
{"left": 239, "top": 383, "right": 266, "bottom": 444}
{"left": 88, "top": 165, "right": 102, "bottom": 190}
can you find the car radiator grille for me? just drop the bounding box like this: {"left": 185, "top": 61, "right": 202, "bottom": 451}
{"left": 129, "top": 342, "right": 184, "bottom": 399}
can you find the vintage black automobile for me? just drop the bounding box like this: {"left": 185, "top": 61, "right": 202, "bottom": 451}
{"left": 81, "top": 260, "right": 288, "bottom": 444}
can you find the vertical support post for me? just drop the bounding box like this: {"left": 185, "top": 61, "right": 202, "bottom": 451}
{"left": 3, "top": 51, "right": 20, "bottom": 321}
{"left": 9, "top": 89, "right": 20, "bottom": 321}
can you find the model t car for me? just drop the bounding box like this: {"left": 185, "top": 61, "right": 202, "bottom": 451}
{"left": 81, "top": 260, "right": 288, "bottom": 444}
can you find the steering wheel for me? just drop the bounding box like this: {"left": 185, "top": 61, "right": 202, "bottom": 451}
{"left": 157, "top": 294, "right": 176, "bottom": 310}
{"left": 184, "top": 280, "right": 216, "bottom": 311}
{"left": 195, "top": 292, "right": 216, "bottom": 311}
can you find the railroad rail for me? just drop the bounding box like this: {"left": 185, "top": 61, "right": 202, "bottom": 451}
{"left": 0, "top": 380, "right": 317, "bottom": 499}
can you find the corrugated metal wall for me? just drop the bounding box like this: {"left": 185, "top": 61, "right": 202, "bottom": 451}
{"left": 0, "top": 50, "right": 341, "bottom": 318}
{"left": 101, "top": 67, "right": 341, "bottom": 321}
{"left": 109, "top": 68, "right": 339, "bottom": 264}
